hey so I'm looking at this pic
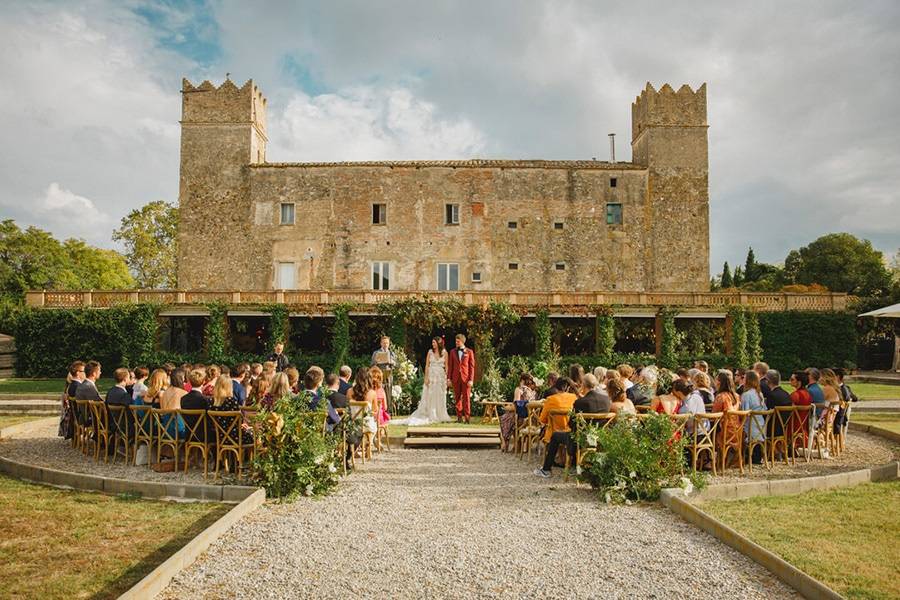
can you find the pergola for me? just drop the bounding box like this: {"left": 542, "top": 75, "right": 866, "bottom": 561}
{"left": 858, "top": 302, "right": 900, "bottom": 372}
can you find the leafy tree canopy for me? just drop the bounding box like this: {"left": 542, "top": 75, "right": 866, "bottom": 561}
{"left": 112, "top": 200, "right": 178, "bottom": 289}
{"left": 794, "top": 233, "right": 892, "bottom": 297}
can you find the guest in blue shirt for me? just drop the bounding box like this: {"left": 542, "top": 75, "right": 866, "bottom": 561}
{"left": 303, "top": 367, "right": 341, "bottom": 432}
{"left": 806, "top": 367, "right": 827, "bottom": 417}
{"left": 231, "top": 363, "right": 249, "bottom": 406}
{"left": 337, "top": 365, "right": 353, "bottom": 395}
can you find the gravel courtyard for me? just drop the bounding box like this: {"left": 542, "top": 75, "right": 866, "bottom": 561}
{"left": 159, "top": 449, "right": 798, "bottom": 599}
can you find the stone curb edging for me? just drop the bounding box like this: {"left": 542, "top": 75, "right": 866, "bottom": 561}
{"left": 660, "top": 460, "right": 899, "bottom": 600}
{"left": 118, "top": 488, "right": 266, "bottom": 600}
{"left": 848, "top": 421, "right": 900, "bottom": 443}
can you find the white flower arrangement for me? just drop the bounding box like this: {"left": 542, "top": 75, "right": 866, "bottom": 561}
{"left": 679, "top": 476, "right": 694, "bottom": 496}
{"left": 392, "top": 384, "right": 403, "bottom": 400}
{"left": 393, "top": 348, "right": 418, "bottom": 385}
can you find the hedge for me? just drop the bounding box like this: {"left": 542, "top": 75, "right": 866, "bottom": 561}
{"left": 758, "top": 311, "right": 857, "bottom": 374}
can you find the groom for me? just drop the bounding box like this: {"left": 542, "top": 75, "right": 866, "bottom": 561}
{"left": 446, "top": 333, "right": 476, "bottom": 424}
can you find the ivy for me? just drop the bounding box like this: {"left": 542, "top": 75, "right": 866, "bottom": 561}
{"left": 263, "top": 303, "right": 289, "bottom": 353}
{"left": 727, "top": 306, "right": 749, "bottom": 368}
{"left": 758, "top": 311, "right": 857, "bottom": 374}
{"left": 746, "top": 309, "right": 762, "bottom": 364}
{"left": 534, "top": 308, "right": 552, "bottom": 362}
{"left": 331, "top": 303, "right": 354, "bottom": 372}
{"left": 593, "top": 306, "right": 615, "bottom": 362}
{"left": 204, "top": 301, "right": 228, "bottom": 364}
{"left": 657, "top": 307, "right": 679, "bottom": 369}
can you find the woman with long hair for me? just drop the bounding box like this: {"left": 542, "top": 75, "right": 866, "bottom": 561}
{"left": 369, "top": 366, "right": 390, "bottom": 425}
{"left": 141, "top": 368, "right": 169, "bottom": 408}
{"left": 740, "top": 370, "right": 767, "bottom": 463}
{"left": 210, "top": 375, "right": 253, "bottom": 445}
{"left": 266, "top": 372, "right": 293, "bottom": 410}
{"left": 788, "top": 370, "right": 813, "bottom": 450}
{"left": 713, "top": 370, "right": 741, "bottom": 456}
{"left": 248, "top": 374, "right": 270, "bottom": 407}
{"left": 500, "top": 372, "right": 536, "bottom": 451}
{"left": 652, "top": 378, "right": 690, "bottom": 416}
{"left": 608, "top": 379, "right": 636, "bottom": 415}
{"left": 404, "top": 336, "right": 451, "bottom": 426}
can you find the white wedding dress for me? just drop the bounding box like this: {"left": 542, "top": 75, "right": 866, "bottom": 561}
{"left": 405, "top": 350, "right": 452, "bottom": 426}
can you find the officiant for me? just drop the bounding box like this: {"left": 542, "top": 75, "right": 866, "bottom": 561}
{"left": 371, "top": 335, "right": 397, "bottom": 412}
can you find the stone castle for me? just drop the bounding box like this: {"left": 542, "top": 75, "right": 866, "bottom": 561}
{"left": 177, "top": 79, "right": 709, "bottom": 293}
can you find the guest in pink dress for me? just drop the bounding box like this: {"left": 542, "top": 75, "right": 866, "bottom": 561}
{"left": 369, "top": 366, "right": 391, "bottom": 425}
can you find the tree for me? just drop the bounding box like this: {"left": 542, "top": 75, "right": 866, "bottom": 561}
{"left": 793, "top": 233, "right": 892, "bottom": 297}
{"left": 720, "top": 262, "right": 733, "bottom": 288}
{"left": 732, "top": 265, "right": 744, "bottom": 287}
{"left": 113, "top": 200, "right": 178, "bottom": 288}
{"left": 783, "top": 250, "right": 802, "bottom": 284}
{"left": 744, "top": 247, "right": 757, "bottom": 282}
{"left": 61, "top": 239, "right": 134, "bottom": 290}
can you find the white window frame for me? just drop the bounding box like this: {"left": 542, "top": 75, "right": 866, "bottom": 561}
{"left": 280, "top": 202, "right": 295, "bottom": 225}
{"left": 471, "top": 271, "right": 482, "bottom": 283}
{"left": 275, "top": 262, "right": 297, "bottom": 290}
{"left": 371, "top": 261, "right": 391, "bottom": 290}
{"left": 436, "top": 262, "right": 460, "bottom": 291}
{"left": 445, "top": 203, "right": 460, "bottom": 225}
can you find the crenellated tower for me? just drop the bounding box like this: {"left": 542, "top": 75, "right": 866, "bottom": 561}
{"left": 631, "top": 83, "right": 709, "bottom": 291}
{"left": 177, "top": 78, "right": 268, "bottom": 288}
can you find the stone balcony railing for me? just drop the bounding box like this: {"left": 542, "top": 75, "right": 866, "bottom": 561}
{"left": 24, "top": 289, "right": 850, "bottom": 313}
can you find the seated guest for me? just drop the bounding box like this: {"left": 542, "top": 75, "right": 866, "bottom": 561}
{"left": 75, "top": 361, "right": 103, "bottom": 401}
{"left": 833, "top": 368, "right": 857, "bottom": 436}
{"left": 368, "top": 366, "right": 390, "bottom": 426}
{"left": 326, "top": 373, "right": 349, "bottom": 409}
{"left": 105, "top": 368, "right": 132, "bottom": 407}
{"left": 202, "top": 365, "right": 220, "bottom": 396}
{"left": 285, "top": 366, "right": 301, "bottom": 394}
{"left": 249, "top": 362, "right": 263, "bottom": 384}
{"left": 568, "top": 364, "right": 585, "bottom": 392}
{"left": 338, "top": 365, "right": 353, "bottom": 394}
{"left": 753, "top": 362, "right": 771, "bottom": 398}
{"left": 592, "top": 366, "right": 608, "bottom": 390}
{"left": 138, "top": 369, "right": 168, "bottom": 407}
{"left": 540, "top": 372, "right": 559, "bottom": 399}
{"left": 573, "top": 373, "right": 610, "bottom": 414}
{"left": 627, "top": 366, "right": 657, "bottom": 406}
{"left": 209, "top": 375, "right": 253, "bottom": 445}
{"left": 159, "top": 368, "right": 187, "bottom": 438}
{"left": 66, "top": 361, "right": 86, "bottom": 398}
{"left": 805, "top": 367, "right": 828, "bottom": 418}
{"left": 232, "top": 363, "right": 250, "bottom": 405}
{"left": 248, "top": 375, "right": 270, "bottom": 407}
{"left": 679, "top": 372, "right": 711, "bottom": 434}
{"left": 500, "top": 373, "right": 537, "bottom": 451}
{"left": 303, "top": 367, "right": 325, "bottom": 409}
{"left": 734, "top": 368, "right": 746, "bottom": 395}
{"left": 764, "top": 370, "right": 793, "bottom": 441}
{"left": 652, "top": 379, "right": 690, "bottom": 415}
{"left": 262, "top": 361, "right": 277, "bottom": 377}
{"left": 788, "top": 370, "right": 813, "bottom": 449}
{"left": 266, "top": 372, "right": 294, "bottom": 409}
{"left": 161, "top": 362, "right": 176, "bottom": 377}
{"left": 617, "top": 364, "right": 635, "bottom": 390}
{"left": 713, "top": 370, "right": 741, "bottom": 453}
{"left": 181, "top": 369, "right": 212, "bottom": 442}
{"left": 132, "top": 368, "right": 149, "bottom": 399}
{"left": 533, "top": 377, "right": 578, "bottom": 478}
{"left": 676, "top": 368, "right": 690, "bottom": 384}
{"left": 740, "top": 370, "right": 767, "bottom": 463}
{"left": 61, "top": 361, "right": 86, "bottom": 439}
{"left": 608, "top": 379, "right": 636, "bottom": 415}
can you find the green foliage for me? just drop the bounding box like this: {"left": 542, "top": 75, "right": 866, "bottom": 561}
{"left": 12, "top": 304, "right": 158, "bottom": 376}
{"left": 758, "top": 311, "right": 857, "bottom": 374}
{"left": 593, "top": 307, "right": 615, "bottom": 361}
{"left": 112, "top": 200, "right": 178, "bottom": 288}
{"left": 576, "top": 413, "right": 705, "bottom": 503}
{"left": 746, "top": 310, "right": 762, "bottom": 364}
{"left": 533, "top": 308, "right": 552, "bottom": 362}
{"left": 253, "top": 391, "right": 340, "bottom": 499}
{"left": 330, "top": 303, "right": 353, "bottom": 372}
{"left": 733, "top": 266, "right": 744, "bottom": 287}
{"left": 728, "top": 306, "right": 749, "bottom": 368}
{"left": 744, "top": 247, "right": 757, "bottom": 282}
{"left": 204, "top": 302, "right": 228, "bottom": 364}
{"left": 720, "top": 262, "right": 733, "bottom": 288}
{"left": 794, "top": 233, "right": 893, "bottom": 297}
{"left": 657, "top": 307, "right": 678, "bottom": 369}
{"left": 264, "top": 304, "right": 289, "bottom": 353}
{"left": 0, "top": 219, "right": 133, "bottom": 301}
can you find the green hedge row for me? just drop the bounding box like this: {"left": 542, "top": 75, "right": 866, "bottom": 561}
{"left": 758, "top": 311, "right": 857, "bottom": 374}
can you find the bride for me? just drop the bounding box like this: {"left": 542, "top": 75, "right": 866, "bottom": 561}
{"left": 405, "top": 337, "right": 452, "bottom": 426}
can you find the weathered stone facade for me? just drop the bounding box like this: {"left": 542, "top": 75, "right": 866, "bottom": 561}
{"left": 177, "top": 79, "right": 709, "bottom": 292}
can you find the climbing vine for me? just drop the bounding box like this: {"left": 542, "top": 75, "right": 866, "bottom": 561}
{"left": 727, "top": 306, "right": 749, "bottom": 368}
{"left": 331, "top": 303, "right": 354, "bottom": 371}
{"left": 657, "top": 307, "right": 679, "bottom": 369}
{"left": 534, "top": 308, "right": 552, "bottom": 362}
{"left": 263, "top": 304, "right": 289, "bottom": 353}
{"left": 204, "top": 301, "right": 228, "bottom": 364}
{"left": 746, "top": 309, "right": 762, "bottom": 365}
{"left": 593, "top": 305, "right": 616, "bottom": 362}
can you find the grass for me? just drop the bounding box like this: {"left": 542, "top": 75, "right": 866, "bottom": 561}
{"left": 777, "top": 382, "right": 899, "bottom": 401}
{"left": 703, "top": 481, "right": 900, "bottom": 600}
{"left": 388, "top": 417, "right": 498, "bottom": 438}
{"left": 852, "top": 412, "right": 900, "bottom": 435}
{"left": 0, "top": 474, "right": 230, "bottom": 600}
{"left": 0, "top": 378, "right": 114, "bottom": 395}
{"left": 0, "top": 415, "right": 47, "bottom": 430}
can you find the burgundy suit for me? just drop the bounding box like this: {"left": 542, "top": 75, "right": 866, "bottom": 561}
{"left": 447, "top": 346, "right": 476, "bottom": 418}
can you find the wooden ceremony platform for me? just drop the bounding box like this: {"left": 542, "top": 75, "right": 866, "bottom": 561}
{"left": 403, "top": 426, "right": 501, "bottom": 449}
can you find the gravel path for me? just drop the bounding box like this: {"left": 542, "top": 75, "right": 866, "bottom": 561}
{"left": 160, "top": 449, "right": 798, "bottom": 599}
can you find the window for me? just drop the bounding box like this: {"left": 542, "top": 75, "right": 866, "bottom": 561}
{"left": 606, "top": 203, "right": 623, "bottom": 225}
{"left": 610, "top": 177, "right": 617, "bottom": 188}
{"left": 372, "top": 262, "right": 390, "bottom": 290}
{"left": 553, "top": 221, "right": 564, "bottom": 230}
{"left": 507, "top": 221, "right": 518, "bottom": 229}
{"left": 437, "top": 263, "right": 459, "bottom": 291}
{"left": 445, "top": 203, "right": 460, "bottom": 225}
{"left": 508, "top": 263, "right": 519, "bottom": 270}
{"left": 280, "top": 203, "right": 295, "bottom": 225}
{"left": 276, "top": 262, "right": 297, "bottom": 290}
{"left": 555, "top": 262, "right": 566, "bottom": 271}
{"left": 471, "top": 271, "right": 482, "bottom": 283}
{"left": 372, "top": 203, "right": 387, "bottom": 225}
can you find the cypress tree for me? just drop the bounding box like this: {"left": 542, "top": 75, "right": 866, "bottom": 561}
{"left": 721, "top": 262, "right": 733, "bottom": 288}
{"left": 744, "top": 247, "right": 757, "bottom": 282}
{"left": 733, "top": 266, "right": 744, "bottom": 287}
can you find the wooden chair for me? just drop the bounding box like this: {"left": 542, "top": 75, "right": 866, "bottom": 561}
{"left": 89, "top": 401, "right": 111, "bottom": 462}
{"left": 635, "top": 404, "right": 652, "bottom": 414}
{"left": 668, "top": 413, "right": 691, "bottom": 441}
{"left": 546, "top": 408, "right": 572, "bottom": 466}
{"left": 152, "top": 408, "right": 182, "bottom": 471}
{"left": 209, "top": 410, "right": 254, "bottom": 479}
{"left": 67, "top": 396, "right": 78, "bottom": 449}
{"left": 811, "top": 403, "right": 838, "bottom": 459}
{"left": 788, "top": 405, "right": 813, "bottom": 463}
{"left": 131, "top": 404, "right": 155, "bottom": 467}
{"left": 74, "top": 399, "right": 94, "bottom": 455}
{"left": 514, "top": 401, "right": 543, "bottom": 460}
{"left": 838, "top": 400, "right": 851, "bottom": 454}
{"left": 181, "top": 409, "right": 210, "bottom": 478}
{"left": 349, "top": 400, "right": 373, "bottom": 463}
{"left": 565, "top": 412, "right": 615, "bottom": 481}
{"left": 718, "top": 410, "right": 749, "bottom": 474}
{"left": 771, "top": 406, "right": 793, "bottom": 465}
{"left": 107, "top": 404, "right": 131, "bottom": 465}
{"left": 375, "top": 415, "right": 390, "bottom": 453}
{"left": 688, "top": 412, "right": 722, "bottom": 475}
{"left": 746, "top": 409, "right": 773, "bottom": 473}
{"left": 334, "top": 407, "right": 349, "bottom": 474}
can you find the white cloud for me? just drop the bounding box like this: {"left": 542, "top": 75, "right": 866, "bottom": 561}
{"left": 23, "top": 183, "right": 114, "bottom": 247}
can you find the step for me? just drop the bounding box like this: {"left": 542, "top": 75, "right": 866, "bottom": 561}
{"left": 404, "top": 436, "right": 500, "bottom": 448}
{"left": 406, "top": 427, "right": 499, "bottom": 437}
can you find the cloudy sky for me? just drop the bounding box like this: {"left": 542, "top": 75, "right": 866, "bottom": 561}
{"left": 1, "top": 0, "right": 898, "bottom": 275}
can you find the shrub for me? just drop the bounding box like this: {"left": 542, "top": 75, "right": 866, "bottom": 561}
{"left": 758, "top": 311, "right": 857, "bottom": 374}
{"left": 252, "top": 391, "right": 340, "bottom": 499}
{"left": 576, "top": 413, "right": 705, "bottom": 503}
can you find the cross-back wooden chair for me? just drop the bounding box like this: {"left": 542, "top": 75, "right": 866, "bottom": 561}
{"left": 131, "top": 403, "right": 155, "bottom": 467}
{"left": 565, "top": 412, "right": 616, "bottom": 481}
{"left": 545, "top": 408, "right": 572, "bottom": 466}
{"left": 688, "top": 412, "right": 722, "bottom": 475}
{"left": 334, "top": 407, "right": 349, "bottom": 474}
{"left": 788, "top": 405, "right": 813, "bottom": 463}
{"left": 67, "top": 395, "right": 79, "bottom": 449}
{"left": 107, "top": 404, "right": 131, "bottom": 465}
{"left": 515, "top": 401, "right": 543, "bottom": 460}
{"left": 746, "top": 409, "right": 773, "bottom": 473}
{"left": 88, "top": 400, "right": 111, "bottom": 462}
{"left": 811, "top": 403, "right": 838, "bottom": 459}
{"left": 240, "top": 407, "right": 261, "bottom": 453}
{"left": 635, "top": 404, "right": 652, "bottom": 414}
{"left": 718, "top": 410, "right": 749, "bottom": 474}
{"left": 348, "top": 400, "right": 372, "bottom": 463}
{"left": 771, "top": 406, "right": 793, "bottom": 465}
{"left": 668, "top": 413, "right": 691, "bottom": 442}
{"left": 838, "top": 399, "right": 851, "bottom": 454}
{"left": 181, "top": 409, "right": 210, "bottom": 478}
{"left": 73, "top": 399, "right": 94, "bottom": 455}
{"left": 209, "top": 410, "right": 254, "bottom": 479}
{"left": 152, "top": 408, "right": 182, "bottom": 471}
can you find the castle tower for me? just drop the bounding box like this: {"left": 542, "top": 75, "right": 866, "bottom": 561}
{"left": 177, "top": 78, "right": 268, "bottom": 288}
{"left": 631, "top": 83, "right": 709, "bottom": 291}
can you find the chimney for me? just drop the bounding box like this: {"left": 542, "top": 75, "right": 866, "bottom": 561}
{"left": 608, "top": 133, "right": 616, "bottom": 162}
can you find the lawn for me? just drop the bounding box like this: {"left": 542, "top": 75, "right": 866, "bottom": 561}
{"left": 778, "top": 382, "right": 899, "bottom": 401}
{"left": 703, "top": 481, "right": 900, "bottom": 600}
{"left": 0, "top": 378, "right": 114, "bottom": 395}
{"left": 0, "top": 474, "right": 230, "bottom": 600}
{"left": 852, "top": 412, "right": 900, "bottom": 435}
{"left": 0, "top": 415, "right": 47, "bottom": 430}
{"left": 387, "top": 418, "right": 499, "bottom": 438}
